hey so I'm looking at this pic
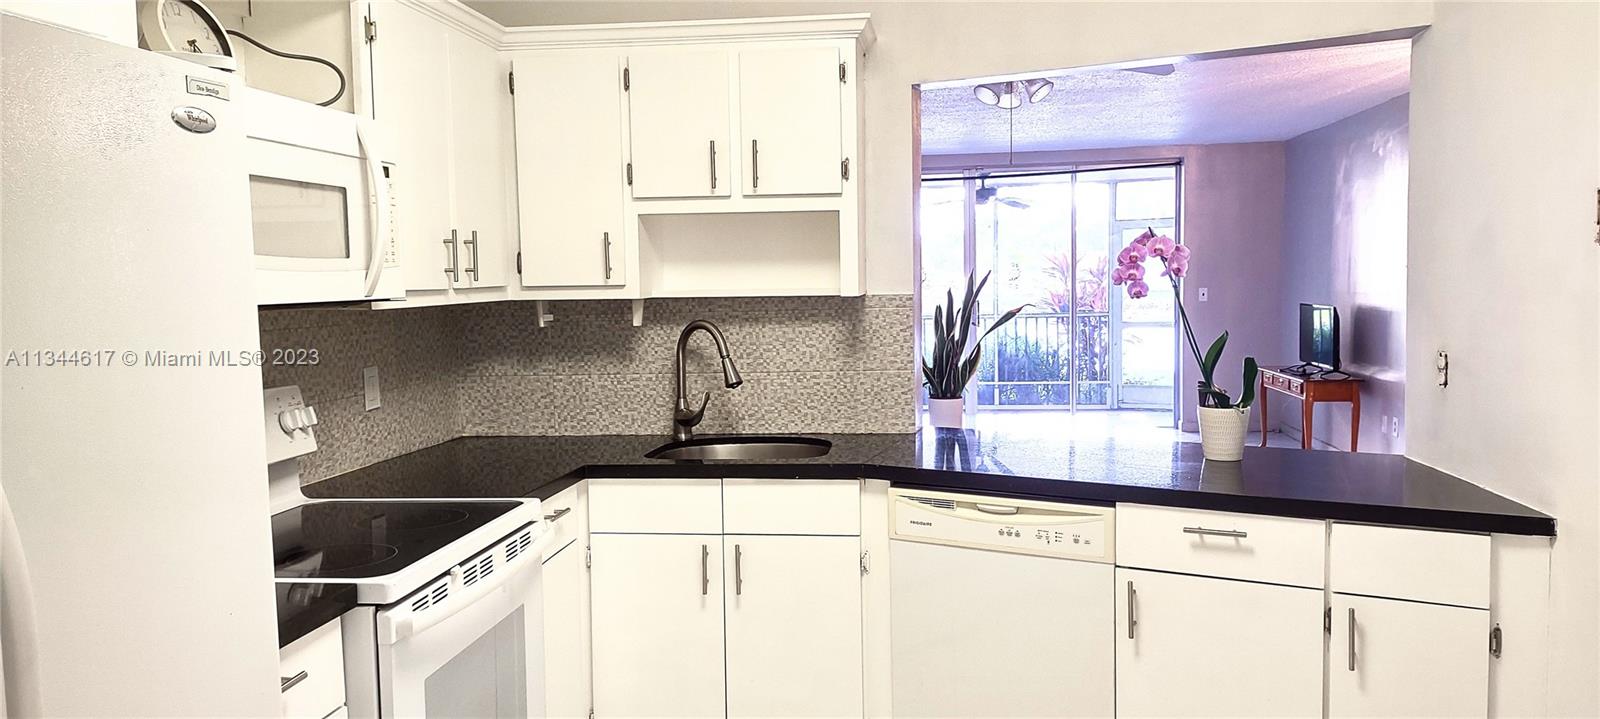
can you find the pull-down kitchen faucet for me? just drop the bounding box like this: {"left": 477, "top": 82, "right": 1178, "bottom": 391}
{"left": 673, "top": 319, "right": 742, "bottom": 441}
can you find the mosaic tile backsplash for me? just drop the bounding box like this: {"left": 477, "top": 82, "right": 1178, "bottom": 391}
{"left": 260, "top": 295, "right": 916, "bottom": 484}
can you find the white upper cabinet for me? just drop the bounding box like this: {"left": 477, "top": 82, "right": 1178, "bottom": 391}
{"left": 500, "top": 14, "right": 872, "bottom": 299}
{"left": 359, "top": 1, "right": 514, "bottom": 297}
{"left": 739, "top": 46, "right": 843, "bottom": 196}
{"left": 445, "top": 27, "right": 511, "bottom": 290}
{"left": 364, "top": 1, "right": 452, "bottom": 292}
{"left": 625, "top": 49, "right": 733, "bottom": 199}
{"left": 511, "top": 51, "right": 627, "bottom": 288}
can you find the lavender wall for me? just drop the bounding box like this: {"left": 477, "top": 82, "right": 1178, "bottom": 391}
{"left": 923, "top": 142, "right": 1288, "bottom": 431}
{"left": 1279, "top": 94, "right": 1409, "bottom": 452}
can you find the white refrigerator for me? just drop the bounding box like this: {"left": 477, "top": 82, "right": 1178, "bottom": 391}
{"left": 1, "top": 13, "right": 281, "bottom": 717}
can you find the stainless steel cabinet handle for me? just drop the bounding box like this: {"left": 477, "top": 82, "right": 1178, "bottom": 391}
{"left": 280, "top": 670, "right": 308, "bottom": 693}
{"left": 1182, "top": 526, "right": 1248, "bottom": 539}
{"left": 1127, "top": 580, "right": 1137, "bottom": 639}
{"left": 442, "top": 230, "right": 459, "bottom": 283}
{"left": 602, "top": 232, "right": 612, "bottom": 281}
{"left": 700, "top": 543, "right": 709, "bottom": 596}
{"left": 751, "top": 139, "right": 759, "bottom": 190}
{"left": 1347, "top": 607, "right": 1357, "bottom": 671}
{"left": 734, "top": 543, "right": 743, "bottom": 596}
{"left": 543, "top": 507, "right": 571, "bottom": 522}
{"left": 464, "top": 230, "right": 479, "bottom": 281}
{"left": 709, "top": 140, "right": 717, "bottom": 190}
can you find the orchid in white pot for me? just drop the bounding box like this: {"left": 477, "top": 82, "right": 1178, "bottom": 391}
{"left": 1114, "top": 228, "right": 1258, "bottom": 460}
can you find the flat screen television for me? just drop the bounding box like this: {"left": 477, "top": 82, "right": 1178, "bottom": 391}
{"left": 1298, "top": 303, "right": 1340, "bottom": 370}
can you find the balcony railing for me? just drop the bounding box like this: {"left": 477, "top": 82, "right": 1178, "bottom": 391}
{"left": 922, "top": 312, "right": 1111, "bottom": 408}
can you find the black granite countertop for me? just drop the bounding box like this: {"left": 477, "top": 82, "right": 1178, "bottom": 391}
{"left": 304, "top": 430, "right": 1554, "bottom": 536}
{"left": 284, "top": 430, "right": 1552, "bottom": 645}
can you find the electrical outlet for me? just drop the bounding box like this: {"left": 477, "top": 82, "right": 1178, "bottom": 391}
{"left": 363, "top": 366, "right": 381, "bottom": 410}
{"left": 1198, "top": 287, "right": 1209, "bottom": 302}
{"left": 1436, "top": 350, "right": 1449, "bottom": 387}
{"left": 1391, "top": 416, "right": 1400, "bottom": 438}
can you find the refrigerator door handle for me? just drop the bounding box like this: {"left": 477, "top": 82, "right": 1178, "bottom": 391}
{"left": 356, "top": 121, "right": 388, "bottom": 298}
{"left": 1, "top": 485, "right": 43, "bottom": 717}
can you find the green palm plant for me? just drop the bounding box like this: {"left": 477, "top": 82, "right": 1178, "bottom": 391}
{"left": 922, "top": 271, "right": 1027, "bottom": 400}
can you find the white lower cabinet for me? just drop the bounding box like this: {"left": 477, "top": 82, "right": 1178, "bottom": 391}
{"left": 1115, "top": 567, "right": 1325, "bottom": 718}
{"left": 1329, "top": 594, "right": 1490, "bottom": 718}
{"left": 541, "top": 484, "right": 591, "bottom": 719}
{"left": 590, "top": 533, "right": 726, "bottom": 718}
{"left": 724, "top": 535, "right": 863, "bottom": 718}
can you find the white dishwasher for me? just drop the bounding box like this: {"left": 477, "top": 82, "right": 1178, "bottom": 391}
{"left": 889, "top": 488, "right": 1115, "bottom": 718}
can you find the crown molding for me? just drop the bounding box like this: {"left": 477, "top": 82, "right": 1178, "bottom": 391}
{"left": 395, "top": 0, "right": 504, "bottom": 47}
{"left": 498, "top": 13, "right": 875, "bottom": 51}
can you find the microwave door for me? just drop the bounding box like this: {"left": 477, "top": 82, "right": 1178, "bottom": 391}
{"left": 248, "top": 137, "right": 373, "bottom": 305}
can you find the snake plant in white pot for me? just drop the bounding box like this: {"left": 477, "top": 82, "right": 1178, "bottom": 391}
{"left": 922, "top": 271, "right": 1025, "bottom": 428}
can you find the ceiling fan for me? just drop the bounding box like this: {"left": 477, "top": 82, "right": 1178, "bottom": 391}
{"left": 975, "top": 177, "right": 1029, "bottom": 208}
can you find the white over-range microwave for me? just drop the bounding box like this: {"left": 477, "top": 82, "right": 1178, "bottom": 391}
{"left": 243, "top": 88, "right": 404, "bottom": 305}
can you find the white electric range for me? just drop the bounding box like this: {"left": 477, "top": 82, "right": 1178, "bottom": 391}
{"left": 266, "top": 386, "right": 553, "bottom": 719}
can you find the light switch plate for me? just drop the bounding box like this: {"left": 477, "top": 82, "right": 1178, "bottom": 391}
{"left": 363, "top": 366, "right": 381, "bottom": 410}
{"left": 1197, "top": 287, "right": 1209, "bottom": 302}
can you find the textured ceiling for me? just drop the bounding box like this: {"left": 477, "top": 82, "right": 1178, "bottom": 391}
{"left": 921, "top": 40, "right": 1410, "bottom": 157}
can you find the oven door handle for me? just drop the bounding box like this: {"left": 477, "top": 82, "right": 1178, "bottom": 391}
{"left": 356, "top": 120, "right": 388, "bottom": 298}
{"left": 375, "top": 528, "right": 557, "bottom": 645}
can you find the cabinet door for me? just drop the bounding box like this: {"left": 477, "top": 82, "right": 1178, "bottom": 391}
{"left": 1115, "top": 568, "right": 1324, "bottom": 718}
{"left": 1330, "top": 594, "right": 1489, "bottom": 718}
{"left": 739, "top": 46, "right": 843, "bottom": 196}
{"left": 590, "top": 534, "right": 724, "bottom": 718}
{"left": 541, "top": 539, "right": 589, "bottom": 719}
{"left": 626, "top": 50, "right": 732, "bottom": 199}
{"left": 725, "top": 536, "right": 862, "bottom": 718}
{"left": 367, "top": 1, "right": 453, "bottom": 291}
{"left": 444, "top": 28, "right": 511, "bottom": 289}
{"left": 511, "top": 52, "right": 626, "bottom": 287}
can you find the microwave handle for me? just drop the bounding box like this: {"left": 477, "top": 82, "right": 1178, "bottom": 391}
{"left": 356, "top": 121, "right": 388, "bottom": 298}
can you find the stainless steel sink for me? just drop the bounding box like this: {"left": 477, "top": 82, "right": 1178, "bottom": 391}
{"left": 645, "top": 436, "right": 832, "bottom": 461}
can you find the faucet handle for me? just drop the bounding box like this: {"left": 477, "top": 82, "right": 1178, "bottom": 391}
{"left": 675, "top": 391, "right": 710, "bottom": 427}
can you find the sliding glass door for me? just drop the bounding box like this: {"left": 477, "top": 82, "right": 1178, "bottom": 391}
{"left": 919, "top": 164, "right": 1179, "bottom": 416}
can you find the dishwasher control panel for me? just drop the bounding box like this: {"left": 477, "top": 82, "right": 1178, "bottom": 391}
{"left": 888, "top": 488, "right": 1114, "bottom": 562}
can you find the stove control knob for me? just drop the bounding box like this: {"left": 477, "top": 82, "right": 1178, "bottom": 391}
{"left": 303, "top": 406, "right": 319, "bottom": 426}
{"left": 278, "top": 411, "right": 297, "bottom": 434}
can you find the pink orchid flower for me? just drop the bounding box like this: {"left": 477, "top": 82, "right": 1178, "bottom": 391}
{"left": 1170, "top": 244, "right": 1190, "bottom": 261}
{"left": 1147, "top": 235, "right": 1176, "bottom": 259}
{"left": 1117, "top": 244, "right": 1148, "bottom": 266}
{"left": 1121, "top": 262, "right": 1146, "bottom": 282}
{"left": 1127, "top": 280, "right": 1150, "bottom": 299}
{"left": 1163, "top": 255, "right": 1188, "bottom": 278}
{"left": 1131, "top": 228, "right": 1155, "bottom": 246}
{"left": 1110, "top": 266, "right": 1127, "bottom": 285}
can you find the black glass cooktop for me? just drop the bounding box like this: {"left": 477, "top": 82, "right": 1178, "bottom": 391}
{"left": 272, "top": 500, "right": 521, "bottom": 580}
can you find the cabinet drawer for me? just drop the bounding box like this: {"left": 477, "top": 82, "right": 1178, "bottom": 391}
{"left": 723, "top": 478, "right": 860, "bottom": 535}
{"left": 1330, "top": 523, "right": 1489, "bottom": 608}
{"left": 279, "top": 618, "right": 344, "bottom": 719}
{"left": 588, "top": 477, "right": 721, "bottom": 533}
{"left": 540, "top": 482, "right": 586, "bottom": 556}
{"left": 1116, "top": 505, "right": 1326, "bottom": 588}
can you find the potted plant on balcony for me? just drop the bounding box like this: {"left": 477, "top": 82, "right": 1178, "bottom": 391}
{"left": 922, "top": 271, "right": 1025, "bottom": 428}
{"left": 1113, "top": 229, "right": 1259, "bottom": 461}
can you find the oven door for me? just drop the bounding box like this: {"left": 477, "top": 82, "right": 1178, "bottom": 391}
{"left": 356, "top": 525, "right": 554, "bottom": 719}
{"left": 245, "top": 89, "right": 401, "bottom": 305}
